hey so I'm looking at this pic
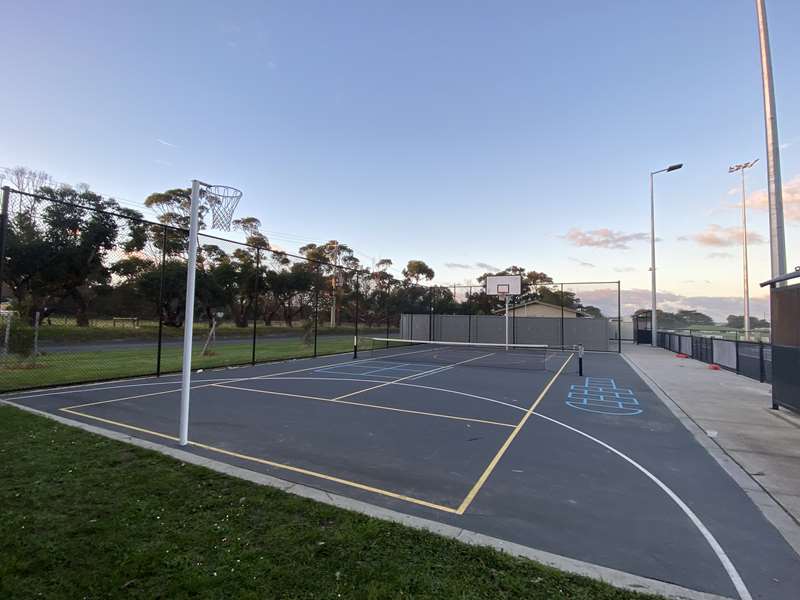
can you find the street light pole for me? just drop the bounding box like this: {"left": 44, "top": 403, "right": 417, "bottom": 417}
{"left": 729, "top": 159, "right": 759, "bottom": 339}
{"left": 649, "top": 163, "right": 683, "bottom": 347}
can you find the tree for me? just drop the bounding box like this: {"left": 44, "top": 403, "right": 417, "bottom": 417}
{"left": 726, "top": 315, "right": 770, "bottom": 329}
{"left": 676, "top": 309, "right": 714, "bottom": 326}
{"left": 299, "top": 241, "right": 359, "bottom": 326}
{"left": 5, "top": 185, "right": 148, "bottom": 325}
{"left": 581, "top": 305, "right": 604, "bottom": 319}
{"left": 402, "top": 260, "right": 434, "bottom": 285}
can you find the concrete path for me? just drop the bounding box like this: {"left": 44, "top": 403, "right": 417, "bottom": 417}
{"left": 623, "top": 342, "right": 800, "bottom": 540}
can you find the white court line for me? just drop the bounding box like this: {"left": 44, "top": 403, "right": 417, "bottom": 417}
{"left": 18, "top": 346, "right": 442, "bottom": 411}
{"left": 533, "top": 411, "right": 752, "bottom": 600}
{"left": 402, "top": 356, "right": 491, "bottom": 382}
{"left": 360, "top": 363, "right": 419, "bottom": 376}
{"left": 332, "top": 353, "right": 495, "bottom": 402}
{"left": 262, "top": 376, "right": 529, "bottom": 415}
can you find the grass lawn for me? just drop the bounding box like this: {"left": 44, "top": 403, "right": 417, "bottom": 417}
{"left": 0, "top": 406, "right": 661, "bottom": 599}
{"left": 0, "top": 336, "right": 355, "bottom": 393}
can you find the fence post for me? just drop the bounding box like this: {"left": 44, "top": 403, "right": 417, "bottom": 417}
{"left": 33, "top": 310, "right": 40, "bottom": 366}
{"left": 385, "top": 284, "right": 390, "bottom": 347}
{"left": 560, "top": 283, "right": 565, "bottom": 349}
{"left": 156, "top": 226, "right": 167, "bottom": 377}
{"left": 759, "top": 340, "right": 766, "bottom": 384}
{"left": 428, "top": 286, "right": 434, "bottom": 341}
{"left": 252, "top": 248, "right": 260, "bottom": 365}
{"left": 617, "top": 280, "right": 622, "bottom": 353}
{"left": 313, "top": 269, "right": 320, "bottom": 358}
{"left": 353, "top": 272, "right": 359, "bottom": 359}
{"left": 0, "top": 187, "right": 10, "bottom": 296}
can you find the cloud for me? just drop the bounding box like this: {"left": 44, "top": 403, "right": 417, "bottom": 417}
{"left": 577, "top": 287, "right": 770, "bottom": 322}
{"left": 569, "top": 257, "right": 595, "bottom": 268}
{"left": 707, "top": 252, "right": 732, "bottom": 259}
{"left": 154, "top": 159, "right": 172, "bottom": 167}
{"left": 156, "top": 138, "right": 179, "bottom": 148}
{"left": 727, "top": 187, "right": 739, "bottom": 196}
{"left": 475, "top": 262, "right": 500, "bottom": 272}
{"left": 748, "top": 175, "right": 800, "bottom": 222}
{"left": 678, "top": 224, "right": 765, "bottom": 247}
{"left": 561, "top": 228, "right": 649, "bottom": 250}
{"left": 614, "top": 267, "right": 636, "bottom": 273}
{"left": 444, "top": 263, "right": 472, "bottom": 269}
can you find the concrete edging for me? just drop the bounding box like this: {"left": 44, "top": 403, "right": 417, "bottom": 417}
{"left": 3, "top": 398, "right": 732, "bottom": 600}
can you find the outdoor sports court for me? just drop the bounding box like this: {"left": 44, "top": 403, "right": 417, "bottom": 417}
{"left": 5, "top": 340, "right": 800, "bottom": 599}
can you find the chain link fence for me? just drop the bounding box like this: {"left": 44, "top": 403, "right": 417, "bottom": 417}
{"left": 0, "top": 187, "right": 368, "bottom": 392}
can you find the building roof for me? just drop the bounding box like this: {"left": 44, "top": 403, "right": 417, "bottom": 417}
{"left": 492, "top": 299, "right": 589, "bottom": 317}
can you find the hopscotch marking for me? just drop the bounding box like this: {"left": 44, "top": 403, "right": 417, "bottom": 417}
{"left": 566, "top": 377, "right": 642, "bottom": 416}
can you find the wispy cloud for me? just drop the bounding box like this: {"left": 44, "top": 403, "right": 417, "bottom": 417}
{"left": 747, "top": 175, "right": 800, "bottom": 222}
{"left": 707, "top": 251, "right": 732, "bottom": 259}
{"left": 444, "top": 262, "right": 472, "bottom": 269}
{"left": 727, "top": 187, "right": 738, "bottom": 196}
{"left": 614, "top": 267, "right": 636, "bottom": 273}
{"left": 475, "top": 262, "right": 500, "bottom": 272}
{"left": 569, "top": 257, "right": 595, "bottom": 268}
{"left": 561, "top": 228, "right": 649, "bottom": 250}
{"left": 154, "top": 159, "right": 172, "bottom": 167}
{"left": 156, "top": 138, "right": 179, "bottom": 148}
{"left": 678, "top": 224, "right": 764, "bottom": 247}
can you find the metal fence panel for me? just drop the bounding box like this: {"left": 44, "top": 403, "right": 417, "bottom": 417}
{"left": 692, "top": 337, "right": 713, "bottom": 363}
{"left": 436, "top": 314, "right": 470, "bottom": 342}
{"left": 511, "top": 317, "right": 561, "bottom": 346}
{"left": 680, "top": 335, "right": 692, "bottom": 356}
{"left": 736, "top": 342, "right": 764, "bottom": 382}
{"left": 712, "top": 338, "right": 737, "bottom": 370}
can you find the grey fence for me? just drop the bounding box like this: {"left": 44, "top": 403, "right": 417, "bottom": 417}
{"left": 657, "top": 332, "right": 772, "bottom": 383}
{"left": 401, "top": 313, "right": 612, "bottom": 352}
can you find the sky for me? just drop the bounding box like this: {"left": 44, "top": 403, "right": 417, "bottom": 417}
{"left": 1, "top": 1, "right": 798, "bottom": 321}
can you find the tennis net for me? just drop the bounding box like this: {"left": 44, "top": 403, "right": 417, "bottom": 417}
{"left": 360, "top": 337, "right": 583, "bottom": 374}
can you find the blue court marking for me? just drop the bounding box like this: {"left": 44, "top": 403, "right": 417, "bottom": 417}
{"left": 566, "top": 377, "right": 642, "bottom": 416}
{"left": 361, "top": 363, "right": 420, "bottom": 376}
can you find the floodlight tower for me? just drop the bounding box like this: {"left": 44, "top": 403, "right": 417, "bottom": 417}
{"left": 754, "top": 0, "right": 787, "bottom": 282}
{"left": 729, "top": 159, "right": 759, "bottom": 338}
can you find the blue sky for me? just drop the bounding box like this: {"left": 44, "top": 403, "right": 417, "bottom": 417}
{"left": 1, "top": 1, "right": 798, "bottom": 319}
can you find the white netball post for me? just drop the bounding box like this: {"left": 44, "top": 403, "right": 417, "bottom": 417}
{"left": 485, "top": 275, "right": 522, "bottom": 350}
{"left": 179, "top": 180, "right": 241, "bottom": 446}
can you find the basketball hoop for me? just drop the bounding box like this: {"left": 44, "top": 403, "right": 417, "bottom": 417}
{"left": 201, "top": 184, "right": 242, "bottom": 231}
{"left": 179, "top": 179, "right": 241, "bottom": 446}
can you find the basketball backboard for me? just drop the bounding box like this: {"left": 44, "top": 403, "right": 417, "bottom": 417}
{"left": 485, "top": 275, "right": 522, "bottom": 296}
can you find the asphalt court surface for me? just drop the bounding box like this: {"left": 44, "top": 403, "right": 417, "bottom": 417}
{"left": 5, "top": 345, "right": 800, "bottom": 599}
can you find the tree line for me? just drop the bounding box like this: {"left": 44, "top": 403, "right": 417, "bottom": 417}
{"left": 1, "top": 168, "right": 602, "bottom": 329}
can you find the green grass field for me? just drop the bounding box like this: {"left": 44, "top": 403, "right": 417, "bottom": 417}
{"left": 0, "top": 406, "right": 661, "bottom": 599}
{"left": 0, "top": 336, "right": 355, "bottom": 393}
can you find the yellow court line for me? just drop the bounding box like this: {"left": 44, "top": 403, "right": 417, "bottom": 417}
{"left": 455, "top": 353, "right": 574, "bottom": 515}
{"left": 61, "top": 379, "right": 233, "bottom": 411}
{"left": 214, "top": 383, "right": 516, "bottom": 428}
{"left": 58, "top": 407, "right": 459, "bottom": 514}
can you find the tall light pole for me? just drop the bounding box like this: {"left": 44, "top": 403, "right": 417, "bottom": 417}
{"left": 729, "top": 159, "right": 759, "bottom": 338}
{"left": 755, "top": 0, "right": 787, "bottom": 282}
{"left": 650, "top": 163, "right": 683, "bottom": 347}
